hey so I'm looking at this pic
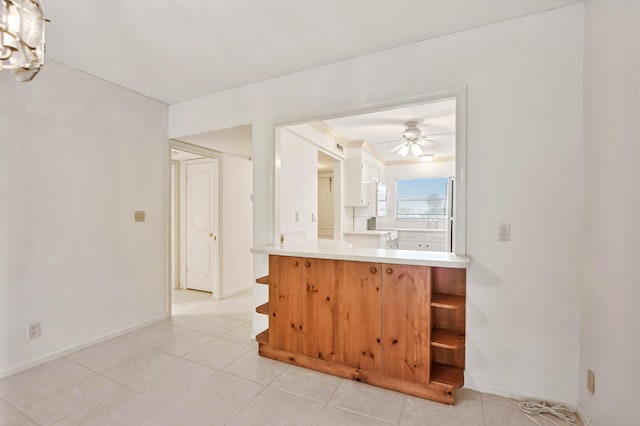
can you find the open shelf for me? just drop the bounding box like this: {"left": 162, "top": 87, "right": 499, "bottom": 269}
{"left": 256, "top": 275, "right": 270, "bottom": 285}
{"left": 431, "top": 363, "right": 464, "bottom": 388}
{"left": 431, "top": 293, "right": 465, "bottom": 309}
{"left": 256, "top": 329, "right": 269, "bottom": 344}
{"left": 431, "top": 328, "right": 465, "bottom": 350}
{"left": 255, "top": 302, "right": 269, "bottom": 315}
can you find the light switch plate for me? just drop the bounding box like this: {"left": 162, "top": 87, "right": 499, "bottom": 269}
{"left": 587, "top": 369, "right": 595, "bottom": 394}
{"left": 134, "top": 211, "right": 146, "bottom": 222}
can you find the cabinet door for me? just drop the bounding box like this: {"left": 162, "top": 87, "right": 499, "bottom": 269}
{"left": 344, "top": 160, "right": 369, "bottom": 207}
{"left": 302, "top": 258, "right": 381, "bottom": 372}
{"left": 269, "top": 255, "right": 303, "bottom": 353}
{"left": 368, "top": 164, "right": 379, "bottom": 183}
{"left": 381, "top": 264, "right": 431, "bottom": 384}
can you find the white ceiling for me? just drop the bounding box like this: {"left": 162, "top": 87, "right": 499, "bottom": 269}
{"left": 43, "top": 0, "right": 581, "bottom": 104}
{"left": 322, "top": 98, "right": 456, "bottom": 162}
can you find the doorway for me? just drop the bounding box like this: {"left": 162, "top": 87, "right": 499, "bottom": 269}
{"left": 317, "top": 151, "right": 339, "bottom": 239}
{"left": 170, "top": 147, "right": 219, "bottom": 296}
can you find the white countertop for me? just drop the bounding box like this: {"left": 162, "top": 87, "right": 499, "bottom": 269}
{"left": 251, "top": 239, "right": 470, "bottom": 269}
{"left": 343, "top": 230, "right": 392, "bottom": 236}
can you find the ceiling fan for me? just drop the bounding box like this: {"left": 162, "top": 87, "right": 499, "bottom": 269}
{"left": 389, "top": 121, "right": 438, "bottom": 159}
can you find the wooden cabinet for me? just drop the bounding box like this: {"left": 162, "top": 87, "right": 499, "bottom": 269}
{"left": 256, "top": 255, "right": 466, "bottom": 405}
{"left": 301, "top": 259, "right": 381, "bottom": 372}
{"left": 268, "top": 256, "right": 303, "bottom": 353}
{"left": 430, "top": 267, "right": 466, "bottom": 387}
{"left": 381, "top": 264, "right": 431, "bottom": 384}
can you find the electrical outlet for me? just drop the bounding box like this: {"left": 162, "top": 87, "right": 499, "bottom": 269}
{"left": 498, "top": 223, "right": 511, "bottom": 241}
{"left": 27, "top": 322, "right": 41, "bottom": 340}
{"left": 587, "top": 369, "right": 595, "bottom": 394}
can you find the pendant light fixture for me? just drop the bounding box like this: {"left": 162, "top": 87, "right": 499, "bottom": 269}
{"left": 0, "top": 0, "right": 46, "bottom": 82}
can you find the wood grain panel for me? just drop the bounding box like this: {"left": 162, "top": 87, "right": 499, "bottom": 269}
{"left": 381, "top": 264, "right": 431, "bottom": 384}
{"left": 431, "top": 347, "right": 465, "bottom": 369}
{"left": 259, "top": 344, "right": 456, "bottom": 404}
{"left": 431, "top": 268, "right": 466, "bottom": 296}
{"left": 301, "top": 259, "right": 381, "bottom": 372}
{"left": 255, "top": 302, "right": 269, "bottom": 315}
{"left": 432, "top": 307, "right": 465, "bottom": 334}
{"left": 431, "top": 293, "right": 465, "bottom": 309}
{"left": 268, "top": 256, "right": 302, "bottom": 353}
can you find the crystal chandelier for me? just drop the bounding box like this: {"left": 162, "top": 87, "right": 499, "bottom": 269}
{"left": 0, "top": 0, "right": 45, "bottom": 82}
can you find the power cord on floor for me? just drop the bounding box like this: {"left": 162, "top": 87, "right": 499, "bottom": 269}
{"left": 512, "top": 399, "right": 579, "bottom": 426}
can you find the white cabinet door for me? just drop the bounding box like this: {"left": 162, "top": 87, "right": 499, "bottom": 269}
{"left": 344, "top": 159, "right": 370, "bottom": 207}
{"left": 368, "top": 164, "right": 379, "bottom": 183}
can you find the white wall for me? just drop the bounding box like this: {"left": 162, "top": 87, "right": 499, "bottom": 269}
{"left": 278, "top": 129, "right": 318, "bottom": 241}
{"left": 580, "top": 1, "right": 640, "bottom": 424}
{"left": 0, "top": 61, "right": 168, "bottom": 376}
{"left": 220, "top": 155, "right": 253, "bottom": 297}
{"left": 169, "top": 5, "right": 584, "bottom": 404}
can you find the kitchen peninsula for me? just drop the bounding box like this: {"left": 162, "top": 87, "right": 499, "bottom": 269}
{"left": 251, "top": 239, "right": 470, "bottom": 404}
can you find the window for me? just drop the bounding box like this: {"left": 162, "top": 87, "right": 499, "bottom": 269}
{"left": 396, "top": 177, "right": 449, "bottom": 219}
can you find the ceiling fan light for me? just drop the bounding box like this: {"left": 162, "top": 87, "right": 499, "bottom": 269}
{"left": 419, "top": 154, "right": 434, "bottom": 162}
{"left": 402, "top": 121, "right": 422, "bottom": 140}
{"left": 398, "top": 145, "right": 409, "bottom": 157}
{"left": 0, "top": 0, "right": 46, "bottom": 80}
{"left": 410, "top": 143, "right": 423, "bottom": 157}
{"left": 403, "top": 128, "right": 420, "bottom": 140}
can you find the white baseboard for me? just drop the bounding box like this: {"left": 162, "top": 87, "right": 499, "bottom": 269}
{"left": 576, "top": 396, "right": 592, "bottom": 425}
{"left": 221, "top": 283, "right": 253, "bottom": 299}
{"left": 0, "top": 314, "right": 169, "bottom": 380}
{"left": 464, "top": 376, "right": 578, "bottom": 411}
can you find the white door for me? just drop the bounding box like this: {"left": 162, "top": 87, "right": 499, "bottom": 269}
{"left": 185, "top": 158, "right": 217, "bottom": 293}
{"left": 318, "top": 176, "right": 334, "bottom": 239}
{"left": 170, "top": 160, "right": 179, "bottom": 289}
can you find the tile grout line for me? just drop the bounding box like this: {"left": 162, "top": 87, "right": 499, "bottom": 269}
{"left": 51, "top": 386, "right": 125, "bottom": 425}
{"left": 0, "top": 394, "right": 43, "bottom": 426}
{"left": 63, "top": 355, "right": 133, "bottom": 388}
{"left": 222, "top": 374, "right": 275, "bottom": 425}
{"left": 320, "top": 380, "right": 398, "bottom": 425}
{"left": 396, "top": 394, "right": 409, "bottom": 425}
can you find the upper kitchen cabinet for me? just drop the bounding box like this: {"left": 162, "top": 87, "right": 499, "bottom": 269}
{"left": 368, "top": 162, "right": 385, "bottom": 184}
{"left": 344, "top": 158, "right": 371, "bottom": 207}
{"left": 344, "top": 144, "right": 386, "bottom": 207}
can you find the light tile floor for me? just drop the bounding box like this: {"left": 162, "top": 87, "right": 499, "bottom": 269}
{"left": 0, "top": 289, "right": 580, "bottom": 425}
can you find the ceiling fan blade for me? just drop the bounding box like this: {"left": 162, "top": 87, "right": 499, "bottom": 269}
{"left": 398, "top": 145, "right": 410, "bottom": 157}
{"left": 390, "top": 142, "right": 406, "bottom": 153}
{"left": 417, "top": 139, "right": 439, "bottom": 147}
{"left": 411, "top": 144, "right": 423, "bottom": 157}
